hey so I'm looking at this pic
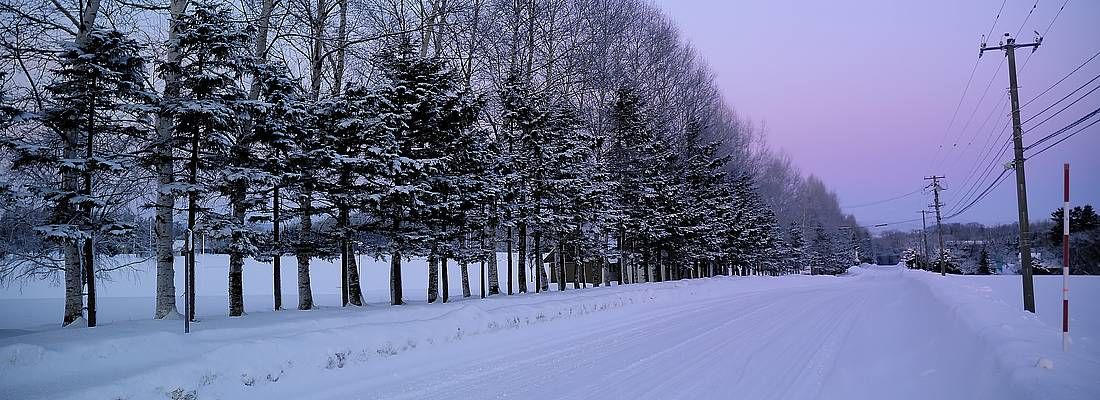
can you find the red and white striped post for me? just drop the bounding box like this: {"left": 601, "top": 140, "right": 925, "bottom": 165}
{"left": 1062, "top": 163, "right": 1070, "bottom": 352}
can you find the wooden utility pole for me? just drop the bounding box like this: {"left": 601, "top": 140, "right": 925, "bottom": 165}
{"left": 981, "top": 32, "right": 1041, "bottom": 312}
{"left": 918, "top": 210, "right": 932, "bottom": 266}
{"left": 925, "top": 176, "right": 946, "bottom": 276}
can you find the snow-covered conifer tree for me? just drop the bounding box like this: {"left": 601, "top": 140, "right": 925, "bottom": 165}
{"left": 4, "top": 28, "right": 150, "bottom": 326}
{"left": 168, "top": 0, "right": 254, "bottom": 317}
{"left": 364, "top": 39, "right": 481, "bottom": 305}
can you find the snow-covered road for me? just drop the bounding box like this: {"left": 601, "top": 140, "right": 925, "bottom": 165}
{"left": 4, "top": 265, "right": 1096, "bottom": 400}
{"left": 246, "top": 266, "right": 1010, "bottom": 400}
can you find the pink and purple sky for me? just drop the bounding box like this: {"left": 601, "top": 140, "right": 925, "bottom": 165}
{"left": 653, "top": 0, "right": 1099, "bottom": 230}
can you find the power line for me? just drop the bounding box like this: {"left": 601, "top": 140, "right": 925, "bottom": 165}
{"left": 946, "top": 1, "right": 1077, "bottom": 205}
{"left": 1026, "top": 117, "right": 1099, "bottom": 159}
{"left": 928, "top": 0, "right": 1011, "bottom": 172}
{"left": 944, "top": 169, "right": 1011, "bottom": 220}
{"left": 858, "top": 217, "right": 924, "bottom": 229}
{"left": 1026, "top": 107, "right": 1100, "bottom": 151}
{"left": 942, "top": 91, "right": 1010, "bottom": 176}
{"left": 1038, "top": 0, "right": 1070, "bottom": 39}
{"left": 841, "top": 188, "right": 924, "bottom": 209}
{"left": 1022, "top": 77, "right": 1100, "bottom": 133}
{"left": 939, "top": 1, "right": 1076, "bottom": 227}
{"left": 947, "top": 5, "right": 1082, "bottom": 219}
{"left": 934, "top": 59, "right": 1006, "bottom": 172}
{"left": 1027, "top": 105, "right": 1100, "bottom": 147}
{"left": 945, "top": 126, "right": 1011, "bottom": 216}
{"left": 1022, "top": 72, "right": 1100, "bottom": 127}
{"left": 1013, "top": 0, "right": 1041, "bottom": 38}
{"left": 937, "top": 0, "right": 1042, "bottom": 175}
{"left": 985, "top": 0, "right": 1009, "bottom": 42}
{"left": 1021, "top": 48, "right": 1100, "bottom": 109}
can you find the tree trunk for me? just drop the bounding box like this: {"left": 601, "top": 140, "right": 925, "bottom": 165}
{"left": 486, "top": 224, "right": 499, "bottom": 295}
{"left": 272, "top": 186, "right": 282, "bottom": 310}
{"left": 427, "top": 250, "right": 439, "bottom": 303}
{"left": 601, "top": 252, "right": 609, "bottom": 287}
{"left": 461, "top": 260, "right": 471, "bottom": 298}
{"left": 82, "top": 96, "right": 97, "bottom": 327}
{"left": 391, "top": 249, "right": 404, "bottom": 305}
{"left": 346, "top": 242, "right": 362, "bottom": 305}
{"left": 296, "top": 186, "right": 314, "bottom": 310}
{"left": 332, "top": 0, "right": 347, "bottom": 93}
{"left": 533, "top": 229, "right": 540, "bottom": 293}
{"left": 574, "top": 245, "right": 582, "bottom": 289}
{"left": 249, "top": 0, "right": 279, "bottom": 311}
{"left": 656, "top": 248, "right": 664, "bottom": 282}
{"left": 391, "top": 217, "right": 404, "bottom": 306}
{"left": 535, "top": 231, "right": 548, "bottom": 292}
{"left": 153, "top": 0, "right": 187, "bottom": 320}
{"left": 441, "top": 256, "right": 450, "bottom": 302}
{"left": 507, "top": 226, "right": 513, "bottom": 295}
{"left": 557, "top": 242, "right": 565, "bottom": 291}
{"left": 338, "top": 185, "right": 363, "bottom": 306}
{"left": 184, "top": 114, "right": 201, "bottom": 322}
{"left": 55, "top": 0, "right": 104, "bottom": 327}
{"left": 340, "top": 230, "right": 348, "bottom": 306}
{"left": 517, "top": 222, "right": 527, "bottom": 293}
{"left": 63, "top": 238, "right": 82, "bottom": 326}
{"left": 309, "top": 0, "right": 327, "bottom": 99}
{"left": 228, "top": 181, "right": 246, "bottom": 317}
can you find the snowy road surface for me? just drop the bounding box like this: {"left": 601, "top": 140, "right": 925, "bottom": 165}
{"left": 3, "top": 265, "right": 1097, "bottom": 400}
{"left": 257, "top": 266, "right": 1008, "bottom": 400}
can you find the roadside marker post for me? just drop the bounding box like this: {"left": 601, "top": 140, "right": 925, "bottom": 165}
{"left": 1062, "top": 164, "right": 1070, "bottom": 352}
{"left": 185, "top": 229, "right": 192, "bottom": 334}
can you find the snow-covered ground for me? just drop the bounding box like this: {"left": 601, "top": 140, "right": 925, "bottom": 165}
{"left": 1, "top": 253, "right": 533, "bottom": 333}
{"left": 1, "top": 263, "right": 1097, "bottom": 399}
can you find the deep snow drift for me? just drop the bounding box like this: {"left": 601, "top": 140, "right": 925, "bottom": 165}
{"left": 1, "top": 264, "right": 1097, "bottom": 400}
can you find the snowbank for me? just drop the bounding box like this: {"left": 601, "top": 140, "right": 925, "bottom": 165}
{"left": 904, "top": 270, "right": 1100, "bottom": 400}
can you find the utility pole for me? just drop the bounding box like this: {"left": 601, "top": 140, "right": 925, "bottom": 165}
{"left": 925, "top": 176, "right": 946, "bottom": 276}
{"left": 918, "top": 210, "right": 932, "bottom": 266}
{"left": 981, "top": 32, "right": 1041, "bottom": 313}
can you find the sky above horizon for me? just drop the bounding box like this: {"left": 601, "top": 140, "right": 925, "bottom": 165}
{"left": 651, "top": 0, "right": 1100, "bottom": 231}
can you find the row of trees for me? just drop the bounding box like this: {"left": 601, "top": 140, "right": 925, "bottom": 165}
{"left": 1, "top": 0, "right": 860, "bottom": 327}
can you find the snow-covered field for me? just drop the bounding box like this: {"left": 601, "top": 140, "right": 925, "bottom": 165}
{"left": 1, "top": 253, "right": 532, "bottom": 332}
{"left": 1, "top": 262, "right": 1097, "bottom": 400}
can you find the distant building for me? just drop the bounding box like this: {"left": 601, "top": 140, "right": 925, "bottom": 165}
{"left": 875, "top": 253, "right": 900, "bottom": 266}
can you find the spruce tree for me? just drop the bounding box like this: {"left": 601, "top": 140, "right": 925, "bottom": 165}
{"left": 809, "top": 223, "right": 839, "bottom": 275}
{"left": 168, "top": 0, "right": 255, "bottom": 317}
{"left": 313, "top": 88, "right": 378, "bottom": 307}
{"left": 364, "top": 40, "right": 481, "bottom": 305}
{"left": 251, "top": 63, "right": 307, "bottom": 310}
{"left": 977, "top": 248, "right": 991, "bottom": 275}
{"left": 499, "top": 72, "right": 545, "bottom": 293}
{"left": 661, "top": 117, "right": 724, "bottom": 277}
{"left": 787, "top": 223, "right": 806, "bottom": 273}
{"left": 607, "top": 86, "right": 674, "bottom": 282}
{"left": 8, "top": 28, "right": 150, "bottom": 326}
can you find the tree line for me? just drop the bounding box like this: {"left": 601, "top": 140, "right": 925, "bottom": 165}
{"left": 889, "top": 204, "right": 1099, "bottom": 275}
{"left": 0, "top": 0, "right": 859, "bottom": 327}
